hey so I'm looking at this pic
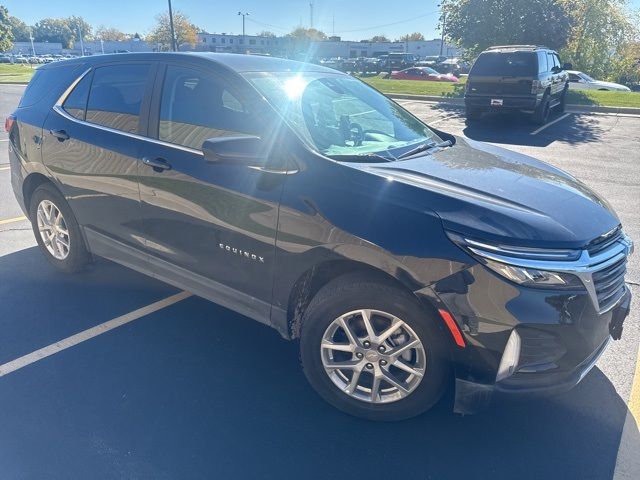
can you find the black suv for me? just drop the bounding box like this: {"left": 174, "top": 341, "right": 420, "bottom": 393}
{"left": 465, "top": 45, "right": 571, "bottom": 123}
{"left": 8, "top": 53, "right": 632, "bottom": 420}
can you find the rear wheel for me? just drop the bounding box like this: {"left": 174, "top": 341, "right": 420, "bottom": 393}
{"left": 29, "top": 183, "right": 90, "bottom": 273}
{"left": 300, "top": 274, "right": 450, "bottom": 421}
{"left": 532, "top": 93, "right": 551, "bottom": 124}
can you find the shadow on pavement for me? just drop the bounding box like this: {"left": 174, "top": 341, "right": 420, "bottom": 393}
{"left": 0, "top": 249, "right": 637, "bottom": 479}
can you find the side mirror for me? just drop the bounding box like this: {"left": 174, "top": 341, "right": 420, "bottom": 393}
{"left": 202, "top": 136, "right": 267, "bottom": 165}
{"left": 563, "top": 63, "right": 573, "bottom": 70}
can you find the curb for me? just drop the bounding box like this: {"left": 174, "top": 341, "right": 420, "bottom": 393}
{"left": 386, "top": 93, "right": 640, "bottom": 116}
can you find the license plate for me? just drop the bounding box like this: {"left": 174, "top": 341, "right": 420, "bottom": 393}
{"left": 491, "top": 98, "right": 503, "bottom": 106}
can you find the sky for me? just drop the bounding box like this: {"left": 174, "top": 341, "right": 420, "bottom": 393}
{"left": 4, "top": 0, "right": 640, "bottom": 42}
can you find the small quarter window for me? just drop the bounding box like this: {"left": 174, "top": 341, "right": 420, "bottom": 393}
{"left": 62, "top": 72, "right": 92, "bottom": 120}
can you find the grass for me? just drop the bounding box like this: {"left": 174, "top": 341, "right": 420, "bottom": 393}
{"left": 0, "top": 64, "right": 38, "bottom": 83}
{"left": 361, "top": 75, "right": 640, "bottom": 108}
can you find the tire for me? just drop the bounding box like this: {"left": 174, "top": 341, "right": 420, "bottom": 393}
{"left": 299, "top": 273, "right": 450, "bottom": 421}
{"left": 532, "top": 93, "right": 551, "bottom": 124}
{"left": 29, "top": 183, "right": 91, "bottom": 273}
{"left": 558, "top": 86, "right": 568, "bottom": 113}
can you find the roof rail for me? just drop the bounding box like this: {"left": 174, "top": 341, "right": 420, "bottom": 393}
{"left": 486, "top": 45, "right": 549, "bottom": 51}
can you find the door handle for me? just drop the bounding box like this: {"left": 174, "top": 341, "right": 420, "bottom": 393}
{"left": 49, "top": 129, "right": 69, "bottom": 142}
{"left": 142, "top": 156, "right": 172, "bottom": 172}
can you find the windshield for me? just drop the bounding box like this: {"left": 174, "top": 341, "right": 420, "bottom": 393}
{"left": 580, "top": 72, "right": 595, "bottom": 82}
{"left": 243, "top": 71, "right": 441, "bottom": 159}
{"left": 471, "top": 52, "right": 537, "bottom": 77}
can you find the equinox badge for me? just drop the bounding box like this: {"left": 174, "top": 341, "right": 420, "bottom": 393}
{"left": 219, "top": 243, "right": 265, "bottom": 263}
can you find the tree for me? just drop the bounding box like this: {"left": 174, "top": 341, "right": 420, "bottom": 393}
{"left": 147, "top": 10, "right": 199, "bottom": 50}
{"left": 96, "top": 26, "right": 128, "bottom": 42}
{"left": 444, "top": 0, "right": 572, "bottom": 56}
{"left": 32, "top": 18, "right": 74, "bottom": 48}
{"left": 0, "top": 6, "right": 13, "bottom": 52}
{"left": 286, "top": 27, "right": 327, "bottom": 55}
{"left": 398, "top": 32, "right": 425, "bottom": 42}
{"left": 8, "top": 16, "right": 30, "bottom": 42}
{"left": 370, "top": 35, "right": 389, "bottom": 42}
{"left": 66, "top": 16, "right": 93, "bottom": 41}
{"left": 559, "top": 0, "right": 638, "bottom": 81}
{"left": 257, "top": 31, "right": 276, "bottom": 38}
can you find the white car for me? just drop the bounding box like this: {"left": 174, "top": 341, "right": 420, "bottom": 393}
{"left": 567, "top": 70, "right": 631, "bottom": 92}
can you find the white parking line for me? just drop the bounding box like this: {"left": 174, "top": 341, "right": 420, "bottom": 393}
{"left": 0, "top": 165, "right": 10, "bottom": 171}
{"left": 0, "top": 215, "right": 27, "bottom": 225}
{"left": 0, "top": 290, "right": 192, "bottom": 378}
{"left": 530, "top": 113, "right": 571, "bottom": 135}
{"left": 0, "top": 139, "right": 9, "bottom": 142}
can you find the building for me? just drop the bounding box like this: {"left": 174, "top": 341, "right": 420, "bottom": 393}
{"left": 196, "top": 33, "right": 290, "bottom": 56}
{"left": 10, "top": 42, "right": 63, "bottom": 55}
{"left": 308, "top": 38, "right": 460, "bottom": 59}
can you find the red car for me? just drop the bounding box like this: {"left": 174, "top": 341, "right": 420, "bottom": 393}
{"left": 391, "top": 67, "right": 459, "bottom": 82}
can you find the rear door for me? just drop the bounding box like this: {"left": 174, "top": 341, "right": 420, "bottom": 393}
{"left": 43, "top": 61, "right": 156, "bottom": 252}
{"left": 138, "top": 61, "right": 287, "bottom": 321}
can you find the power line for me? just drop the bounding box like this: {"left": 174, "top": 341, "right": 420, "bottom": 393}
{"left": 246, "top": 11, "right": 440, "bottom": 35}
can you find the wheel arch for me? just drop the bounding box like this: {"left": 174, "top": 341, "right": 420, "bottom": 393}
{"left": 286, "top": 258, "right": 441, "bottom": 340}
{"left": 22, "top": 172, "right": 59, "bottom": 211}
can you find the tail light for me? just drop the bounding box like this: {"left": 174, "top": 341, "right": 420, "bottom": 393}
{"left": 4, "top": 114, "right": 15, "bottom": 133}
{"left": 531, "top": 80, "right": 541, "bottom": 94}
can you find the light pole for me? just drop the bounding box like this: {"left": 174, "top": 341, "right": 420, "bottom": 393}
{"left": 168, "top": 0, "right": 177, "bottom": 51}
{"left": 77, "top": 26, "right": 84, "bottom": 56}
{"left": 238, "top": 12, "right": 249, "bottom": 53}
{"left": 29, "top": 28, "right": 36, "bottom": 56}
{"left": 100, "top": 39, "right": 104, "bottom": 54}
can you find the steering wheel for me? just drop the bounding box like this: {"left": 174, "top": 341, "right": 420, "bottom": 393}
{"left": 348, "top": 122, "right": 364, "bottom": 146}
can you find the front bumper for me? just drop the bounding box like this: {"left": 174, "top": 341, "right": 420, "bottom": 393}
{"left": 420, "top": 264, "right": 632, "bottom": 414}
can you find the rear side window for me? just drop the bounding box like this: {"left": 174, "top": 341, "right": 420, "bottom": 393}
{"left": 548, "top": 53, "right": 560, "bottom": 71}
{"left": 19, "top": 66, "right": 74, "bottom": 108}
{"left": 86, "top": 64, "right": 150, "bottom": 133}
{"left": 62, "top": 72, "right": 92, "bottom": 120}
{"left": 158, "top": 65, "right": 257, "bottom": 150}
{"left": 537, "top": 52, "right": 548, "bottom": 74}
{"left": 471, "top": 52, "right": 537, "bottom": 77}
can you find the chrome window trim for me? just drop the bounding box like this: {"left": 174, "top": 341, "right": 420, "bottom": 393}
{"left": 53, "top": 68, "right": 204, "bottom": 157}
{"left": 454, "top": 232, "right": 633, "bottom": 314}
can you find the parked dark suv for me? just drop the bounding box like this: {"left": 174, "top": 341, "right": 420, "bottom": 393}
{"left": 465, "top": 45, "right": 571, "bottom": 123}
{"left": 8, "top": 53, "right": 632, "bottom": 420}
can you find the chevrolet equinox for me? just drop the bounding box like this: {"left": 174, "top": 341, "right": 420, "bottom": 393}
{"left": 7, "top": 53, "right": 633, "bottom": 420}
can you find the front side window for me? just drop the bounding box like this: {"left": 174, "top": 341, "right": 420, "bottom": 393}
{"left": 62, "top": 72, "right": 92, "bottom": 120}
{"left": 158, "top": 65, "right": 257, "bottom": 150}
{"left": 244, "top": 72, "right": 441, "bottom": 159}
{"left": 85, "top": 64, "right": 150, "bottom": 133}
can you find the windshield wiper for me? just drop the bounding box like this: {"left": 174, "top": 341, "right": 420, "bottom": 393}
{"left": 397, "top": 140, "right": 453, "bottom": 160}
{"left": 330, "top": 152, "right": 394, "bottom": 163}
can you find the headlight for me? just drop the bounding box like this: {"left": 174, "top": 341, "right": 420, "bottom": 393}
{"left": 483, "top": 259, "right": 583, "bottom": 289}
{"left": 447, "top": 232, "right": 584, "bottom": 290}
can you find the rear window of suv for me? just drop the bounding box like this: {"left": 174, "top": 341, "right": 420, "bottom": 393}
{"left": 471, "top": 52, "right": 537, "bottom": 77}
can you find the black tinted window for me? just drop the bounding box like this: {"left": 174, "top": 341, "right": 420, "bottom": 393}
{"left": 62, "top": 72, "right": 92, "bottom": 120}
{"left": 159, "top": 65, "right": 257, "bottom": 150}
{"left": 471, "top": 52, "right": 537, "bottom": 77}
{"left": 19, "top": 66, "right": 74, "bottom": 108}
{"left": 86, "top": 64, "right": 150, "bottom": 133}
{"left": 568, "top": 72, "right": 580, "bottom": 82}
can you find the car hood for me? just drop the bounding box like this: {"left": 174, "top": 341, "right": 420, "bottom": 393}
{"left": 356, "top": 137, "right": 620, "bottom": 248}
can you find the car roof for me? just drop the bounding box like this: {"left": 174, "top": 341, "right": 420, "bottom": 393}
{"left": 485, "top": 45, "right": 551, "bottom": 52}
{"left": 37, "top": 52, "right": 339, "bottom": 75}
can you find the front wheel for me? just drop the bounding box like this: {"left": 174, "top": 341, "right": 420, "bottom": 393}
{"left": 300, "top": 274, "right": 450, "bottom": 421}
{"left": 29, "top": 183, "right": 91, "bottom": 273}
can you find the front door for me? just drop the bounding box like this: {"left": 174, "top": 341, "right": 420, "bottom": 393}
{"left": 138, "top": 62, "right": 287, "bottom": 323}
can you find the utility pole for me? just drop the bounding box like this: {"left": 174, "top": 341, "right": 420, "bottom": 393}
{"left": 77, "top": 26, "right": 84, "bottom": 56}
{"left": 168, "top": 0, "right": 177, "bottom": 51}
{"left": 238, "top": 12, "right": 249, "bottom": 37}
{"left": 439, "top": 2, "right": 447, "bottom": 57}
{"left": 29, "top": 28, "right": 36, "bottom": 56}
{"left": 100, "top": 39, "right": 105, "bottom": 54}
{"left": 309, "top": 3, "right": 314, "bottom": 29}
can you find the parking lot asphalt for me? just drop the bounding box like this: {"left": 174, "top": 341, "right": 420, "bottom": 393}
{"left": 1, "top": 86, "right": 639, "bottom": 479}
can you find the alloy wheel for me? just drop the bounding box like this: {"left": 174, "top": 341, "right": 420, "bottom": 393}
{"left": 321, "top": 309, "right": 427, "bottom": 404}
{"left": 36, "top": 199, "right": 70, "bottom": 260}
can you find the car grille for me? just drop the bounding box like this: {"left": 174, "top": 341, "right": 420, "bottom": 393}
{"left": 592, "top": 256, "right": 627, "bottom": 312}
